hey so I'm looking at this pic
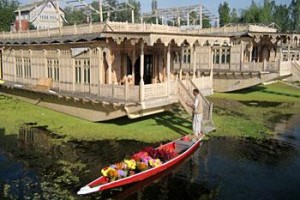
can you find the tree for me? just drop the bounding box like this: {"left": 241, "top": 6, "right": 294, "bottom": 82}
{"left": 202, "top": 18, "right": 211, "bottom": 28}
{"left": 116, "top": 0, "right": 141, "bottom": 23}
{"left": 218, "top": 2, "right": 230, "bottom": 26}
{"left": 230, "top": 8, "right": 239, "bottom": 23}
{"left": 240, "top": 1, "right": 261, "bottom": 23}
{"left": 259, "top": 0, "right": 275, "bottom": 24}
{"left": 273, "top": 4, "right": 290, "bottom": 31}
{"left": 0, "top": 0, "right": 19, "bottom": 31}
{"left": 64, "top": 6, "right": 86, "bottom": 25}
{"left": 290, "top": 0, "right": 300, "bottom": 31}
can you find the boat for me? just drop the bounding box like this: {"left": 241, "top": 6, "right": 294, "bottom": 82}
{"left": 77, "top": 135, "right": 204, "bottom": 195}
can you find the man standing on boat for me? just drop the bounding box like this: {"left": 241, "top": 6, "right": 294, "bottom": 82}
{"left": 189, "top": 89, "right": 203, "bottom": 137}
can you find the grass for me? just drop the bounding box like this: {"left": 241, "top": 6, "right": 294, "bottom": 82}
{"left": 0, "top": 82, "right": 299, "bottom": 142}
{"left": 212, "top": 82, "right": 300, "bottom": 103}
{"left": 209, "top": 82, "right": 300, "bottom": 138}
{"left": 0, "top": 94, "right": 191, "bottom": 143}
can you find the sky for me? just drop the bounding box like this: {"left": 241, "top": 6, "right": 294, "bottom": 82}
{"left": 19, "top": 0, "right": 293, "bottom": 15}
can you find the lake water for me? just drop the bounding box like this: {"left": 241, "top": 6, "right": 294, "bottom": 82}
{"left": 0, "top": 115, "right": 299, "bottom": 200}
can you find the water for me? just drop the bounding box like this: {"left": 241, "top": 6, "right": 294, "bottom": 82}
{"left": 0, "top": 115, "right": 300, "bottom": 200}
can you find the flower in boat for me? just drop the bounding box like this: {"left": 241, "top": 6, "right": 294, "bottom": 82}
{"left": 149, "top": 159, "right": 162, "bottom": 168}
{"left": 101, "top": 167, "right": 113, "bottom": 177}
{"left": 129, "top": 170, "right": 136, "bottom": 176}
{"left": 107, "top": 168, "right": 119, "bottom": 180}
{"left": 101, "top": 167, "right": 119, "bottom": 180}
{"left": 124, "top": 159, "right": 136, "bottom": 170}
{"left": 117, "top": 169, "right": 128, "bottom": 178}
{"left": 115, "top": 162, "right": 127, "bottom": 170}
{"left": 136, "top": 162, "right": 149, "bottom": 171}
{"left": 132, "top": 151, "right": 149, "bottom": 161}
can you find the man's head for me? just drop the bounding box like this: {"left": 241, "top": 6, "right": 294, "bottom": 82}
{"left": 193, "top": 89, "right": 200, "bottom": 96}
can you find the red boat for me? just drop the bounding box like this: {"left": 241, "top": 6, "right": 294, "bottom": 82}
{"left": 77, "top": 135, "right": 204, "bottom": 195}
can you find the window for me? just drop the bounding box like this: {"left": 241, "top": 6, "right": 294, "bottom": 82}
{"left": 16, "top": 58, "right": 23, "bottom": 77}
{"left": 47, "top": 59, "right": 59, "bottom": 81}
{"left": 213, "top": 47, "right": 231, "bottom": 64}
{"left": 24, "top": 58, "right": 31, "bottom": 78}
{"left": 83, "top": 60, "right": 90, "bottom": 84}
{"left": 174, "top": 52, "right": 180, "bottom": 64}
{"left": 75, "top": 60, "right": 82, "bottom": 83}
{"left": 183, "top": 49, "right": 191, "bottom": 64}
{"left": 75, "top": 59, "right": 90, "bottom": 84}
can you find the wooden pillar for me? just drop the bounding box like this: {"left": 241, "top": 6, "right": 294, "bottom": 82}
{"left": 0, "top": 49, "right": 2, "bottom": 79}
{"left": 42, "top": 49, "right": 47, "bottom": 79}
{"left": 167, "top": 44, "right": 171, "bottom": 95}
{"left": 288, "top": 40, "right": 291, "bottom": 61}
{"left": 180, "top": 45, "right": 183, "bottom": 80}
{"left": 139, "top": 41, "right": 145, "bottom": 102}
{"left": 88, "top": 48, "right": 92, "bottom": 94}
{"left": 97, "top": 47, "right": 102, "bottom": 97}
{"left": 72, "top": 54, "right": 75, "bottom": 92}
{"left": 249, "top": 46, "right": 253, "bottom": 63}
{"left": 240, "top": 41, "right": 243, "bottom": 71}
{"left": 57, "top": 49, "right": 61, "bottom": 91}
{"left": 21, "top": 50, "right": 24, "bottom": 82}
{"left": 193, "top": 45, "right": 196, "bottom": 79}
{"left": 131, "top": 49, "right": 136, "bottom": 81}
{"left": 209, "top": 45, "right": 213, "bottom": 81}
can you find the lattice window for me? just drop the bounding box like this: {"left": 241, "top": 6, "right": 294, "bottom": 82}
{"left": 75, "top": 59, "right": 90, "bottom": 84}
{"left": 16, "top": 58, "right": 23, "bottom": 77}
{"left": 83, "top": 60, "right": 90, "bottom": 84}
{"left": 183, "top": 49, "right": 191, "bottom": 64}
{"left": 213, "top": 47, "right": 230, "bottom": 64}
{"left": 47, "top": 59, "right": 59, "bottom": 81}
{"left": 24, "top": 58, "right": 31, "bottom": 78}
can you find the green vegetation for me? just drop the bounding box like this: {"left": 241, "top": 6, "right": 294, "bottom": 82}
{"left": 0, "top": 82, "right": 299, "bottom": 142}
{"left": 0, "top": 0, "right": 19, "bottom": 31}
{"left": 218, "top": 0, "right": 300, "bottom": 32}
{"left": 0, "top": 94, "right": 190, "bottom": 143}
{"left": 210, "top": 82, "right": 300, "bottom": 138}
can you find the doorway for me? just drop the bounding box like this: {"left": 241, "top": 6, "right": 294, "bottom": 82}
{"left": 134, "top": 55, "right": 153, "bottom": 85}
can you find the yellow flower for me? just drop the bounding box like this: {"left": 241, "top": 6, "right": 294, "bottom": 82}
{"left": 149, "top": 159, "right": 162, "bottom": 168}
{"left": 101, "top": 167, "right": 113, "bottom": 177}
{"left": 124, "top": 159, "right": 136, "bottom": 170}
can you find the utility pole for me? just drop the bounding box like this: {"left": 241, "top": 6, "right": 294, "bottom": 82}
{"left": 56, "top": 0, "right": 62, "bottom": 34}
{"left": 99, "top": 0, "right": 103, "bottom": 22}
{"left": 18, "top": 8, "right": 22, "bottom": 32}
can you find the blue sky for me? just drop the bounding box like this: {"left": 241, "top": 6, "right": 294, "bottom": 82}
{"left": 20, "top": 0, "right": 293, "bottom": 15}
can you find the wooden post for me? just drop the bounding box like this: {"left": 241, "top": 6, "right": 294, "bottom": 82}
{"left": 72, "top": 55, "right": 75, "bottom": 92}
{"left": 193, "top": 45, "right": 196, "bottom": 79}
{"left": 209, "top": 45, "right": 213, "bottom": 82}
{"left": 180, "top": 45, "right": 184, "bottom": 80}
{"left": 97, "top": 47, "right": 102, "bottom": 97}
{"left": 167, "top": 44, "right": 171, "bottom": 95}
{"left": 139, "top": 41, "right": 145, "bottom": 102}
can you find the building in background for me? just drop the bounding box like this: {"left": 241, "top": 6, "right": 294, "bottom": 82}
{"left": 13, "top": 0, "right": 66, "bottom": 31}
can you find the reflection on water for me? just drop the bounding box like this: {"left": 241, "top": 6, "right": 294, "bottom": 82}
{"left": 0, "top": 115, "right": 300, "bottom": 200}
